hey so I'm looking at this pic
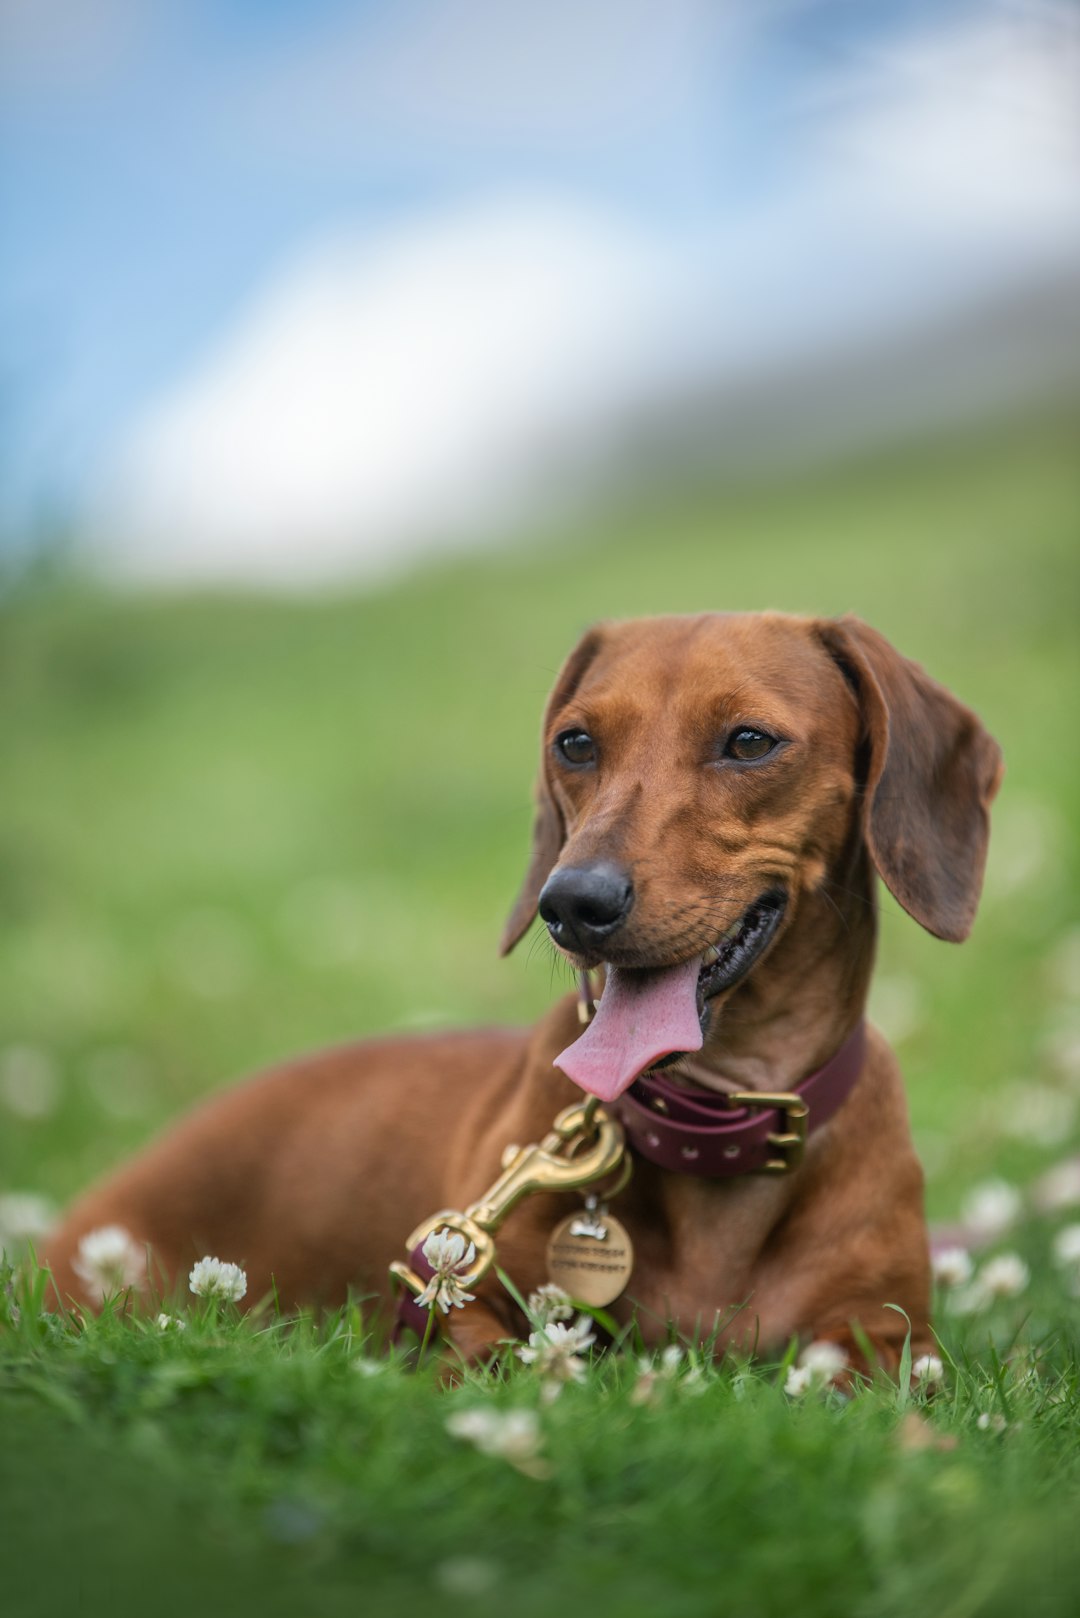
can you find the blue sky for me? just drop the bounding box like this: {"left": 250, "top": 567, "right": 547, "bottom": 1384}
{"left": 1, "top": 1, "right": 1077, "bottom": 570}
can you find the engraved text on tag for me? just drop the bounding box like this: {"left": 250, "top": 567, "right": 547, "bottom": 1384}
{"left": 545, "top": 1212, "right": 634, "bottom": 1307}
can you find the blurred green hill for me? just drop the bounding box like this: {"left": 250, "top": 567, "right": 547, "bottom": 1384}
{"left": 2, "top": 409, "right": 1078, "bottom": 1218}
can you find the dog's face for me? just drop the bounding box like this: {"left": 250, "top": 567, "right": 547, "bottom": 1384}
{"left": 504, "top": 611, "right": 1002, "bottom": 1001}
{"left": 531, "top": 614, "right": 863, "bottom": 990}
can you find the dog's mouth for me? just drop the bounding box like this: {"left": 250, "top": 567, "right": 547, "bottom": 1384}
{"left": 694, "top": 889, "right": 788, "bottom": 1008}
{"left": 553, "top": 889, "right": 787, "bottom": 1104}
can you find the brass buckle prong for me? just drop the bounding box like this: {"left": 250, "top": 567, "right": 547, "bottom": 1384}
{"left": 726, "top": 1089, "right": 809, "bottom": 1175}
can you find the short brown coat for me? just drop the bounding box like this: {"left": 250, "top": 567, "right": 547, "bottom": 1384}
{"left": 45, "top": 612, "right": 1002, "bottom": 1371}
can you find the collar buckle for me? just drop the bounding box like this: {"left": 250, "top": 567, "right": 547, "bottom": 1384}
{"left": 725, "top": 1090, "right": 809, "bottom": 1174}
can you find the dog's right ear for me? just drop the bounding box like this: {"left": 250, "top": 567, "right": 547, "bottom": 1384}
{"left": 499, "top": 626, "right": 606, "bottom": 956}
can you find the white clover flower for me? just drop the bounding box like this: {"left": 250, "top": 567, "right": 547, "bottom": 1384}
{"left": 962, "top": 1179, "right": 1021, "bottom": 1240}
{"left": 527, "top": 1283, "right": 573, "bottom": 1325}
{"left": 798, "top": 1340, "right": 849, "bottom": 1383}
{"left": 0, "top": 1044, "right": 60, "bottom": 1120}
{"left": 445, "top": 1407, "right": 543, "bottom": 1470}
{"left": 634, "top": 1344, "right": 686, "bottom": 1381}
{"left": 630, "top": 1343, "right": 688, "bottom": 1405}
{"left": 630, "top": 1369, "right": 660, "bottom": 1407}
{"left": 72, "top": 1225, "right": 145, "bottom": 1297}
{"left": 435, "top": 1557, "right": 500, "bottom": 1597}
{"left": 517, "top": 1317, "right": 596, "bottom": 1384}
{"left": 783, "top": 1346, "right": 850, "bottom": 1398}
{"left": 998, "top": 1082, "right": 1076, "bottom": 1147}
{"left": 912, "top": 1354, "right": 944, "bottom": 1388}
{"left": 1032, "top": 1158, "right": 1080, "bottom": 1214}
{"left": 352, "top": 1357, "right": 385, "bottom": 1377}
{"left": 155, "top": 1312, "right": 186, "bottom": 1332}
{"left": 0, "top": 1191, "right": 56, "bottom": 1255}
{"left": 188, "top": 1255, "right": 247, "bottom": 1303}
{"left": 416, "top": 1227, "right": 476, "bottom": 1314}
{"left": 932, "top": 1246, "right": 974, "bottom": 1288}
{"left": 946, "top": 1281, "right": 986, "bottom": 1316}
{"left": 1051, "top": 1223, "right": 1080, "bottom": 1268}
{"left": 978, "top": 1252, "right": 1030, "bottom": 1300}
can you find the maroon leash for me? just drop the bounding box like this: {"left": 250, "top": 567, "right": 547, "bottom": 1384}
{"left": 614, "top": 1020, "right": 866, "bottom": 1178}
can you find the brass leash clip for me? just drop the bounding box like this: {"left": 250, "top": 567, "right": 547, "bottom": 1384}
{"left": 389, "top": 1096, "right": 628, "bottom": 1302}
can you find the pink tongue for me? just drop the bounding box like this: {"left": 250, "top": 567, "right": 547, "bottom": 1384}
{"left": 554, "top": 956, "right": 704, "bottom": 1102}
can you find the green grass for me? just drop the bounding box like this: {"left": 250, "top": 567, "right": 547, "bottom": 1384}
{"left": 3, "top": 1259, "right": 1080, "bottom": 1618}
{"left": 2, "top": 409, "right": 1079, "bottom": 1615}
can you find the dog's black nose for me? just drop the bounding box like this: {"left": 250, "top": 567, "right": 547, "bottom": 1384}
{"left": 538, "top": 862, "right": 634, "bottom": 951}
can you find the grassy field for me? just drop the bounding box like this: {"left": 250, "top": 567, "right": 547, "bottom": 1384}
{"left": 2, "top": 1269, "right": 1080, "bottom": 1618}
{"left": 2, "top": 410, "right": 1079, "bottom": 1615}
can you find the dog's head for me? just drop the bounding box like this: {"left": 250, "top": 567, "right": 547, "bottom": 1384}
{"left": 501, "top": 613, "right": 1002, "bottom": 1097}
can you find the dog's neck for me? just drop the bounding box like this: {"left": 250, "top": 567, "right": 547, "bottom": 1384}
{"left": 686, "top": 843, "right": 877, "bottom": 1093}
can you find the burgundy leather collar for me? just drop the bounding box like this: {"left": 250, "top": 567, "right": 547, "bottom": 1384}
{"left": 614, "top": 1020, "right": 866, "bottom": 1178}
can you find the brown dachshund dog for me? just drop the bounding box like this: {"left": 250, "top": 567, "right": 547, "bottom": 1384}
{"left": 44, "top": 613, "right": 1002, "bottom": 1372}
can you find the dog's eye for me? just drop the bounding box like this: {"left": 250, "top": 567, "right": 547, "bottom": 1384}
{"left": 556, "top": 730, "right": 596, "bottom": 766}
{"left": 725, "top": 727, "right": 776, "bottom": 761}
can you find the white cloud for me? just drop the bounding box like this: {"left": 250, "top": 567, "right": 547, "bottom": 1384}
{"left": 92, "top": 4, "right": 1080, "bottom": 586}
{"left": 94, "top": 199, "right": 676, "bottom": 584}
{"left": 809, "top": 3, "right": 1080, "bottom": 245}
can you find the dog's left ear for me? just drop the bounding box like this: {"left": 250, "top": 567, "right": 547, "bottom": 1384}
{"left": 500, "top": 626, "right": 607, "bottom": 956}
{"left": 816, "top": 616, "right": 1004, "bottom": 942}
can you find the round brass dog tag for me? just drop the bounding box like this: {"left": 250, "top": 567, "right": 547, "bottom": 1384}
{"left": 546, "top": 1212, "right": 634, "bottom": 1307}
